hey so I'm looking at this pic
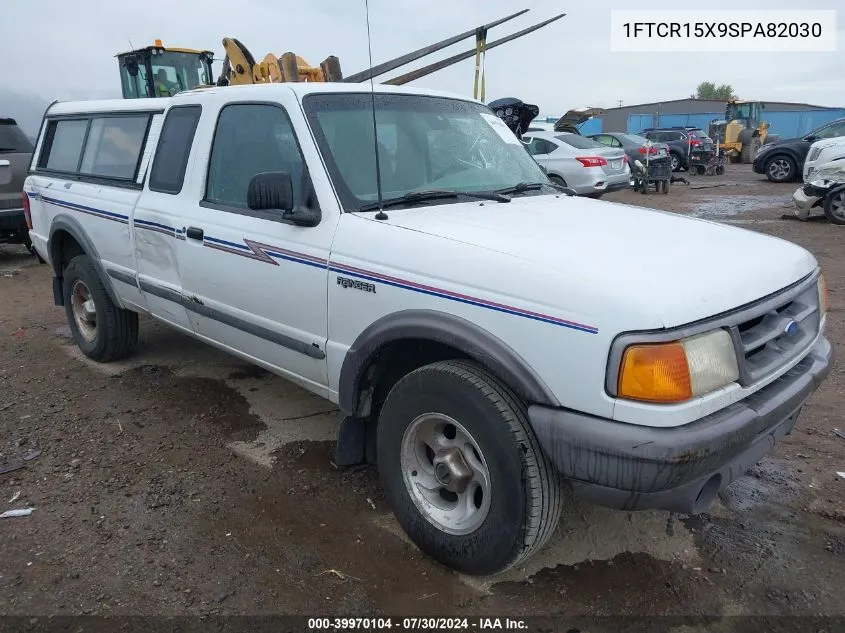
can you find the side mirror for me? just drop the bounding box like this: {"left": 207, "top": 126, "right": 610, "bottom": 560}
{"left": 248, "top": 171, "right": 294, "bottom": 212}
{"left": 0, "top": 160, "right": 11, "bottom": 186}
{"left": 805, "top": 134, "right": 818, "bottom": 143}
{"left": 247, "top": 171, "right": 319, "bottom": 227}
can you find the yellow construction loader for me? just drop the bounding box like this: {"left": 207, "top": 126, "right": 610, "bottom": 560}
{"left": 115, "top": 10, "right": 565, "bottom": 99}
{"left": 707, "top": 100, "right": 770, "bottom": 164}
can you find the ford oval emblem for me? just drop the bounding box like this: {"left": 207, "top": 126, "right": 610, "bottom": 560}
{"left": 784, "top": 320, "right": 799, "bottom": 337}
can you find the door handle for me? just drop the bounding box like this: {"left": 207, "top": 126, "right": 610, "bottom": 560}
{"left": 186, "top": 226, "right": 204, "bottom": 241}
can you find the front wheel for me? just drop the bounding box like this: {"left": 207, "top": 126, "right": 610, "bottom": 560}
{"left": 823, "top": 188, "right": 845, "bottom": 225}
{"left": 765, "top": 155, "right": 796, "bottom": 183}
{"left": 62, "top": 255, "right": 139, "bottom": 362}
{"left": 376, "top": 360, "right": 563, "bottom": 576}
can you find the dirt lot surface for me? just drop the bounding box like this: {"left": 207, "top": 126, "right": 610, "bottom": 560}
{"left": 1, "top": 166, "right": 844, "bottom": 630}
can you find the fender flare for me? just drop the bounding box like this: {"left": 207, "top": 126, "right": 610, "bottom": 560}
{"left": 337, "top": 309, "right": 561, "bottom": 415}
{"left": 49, "top": 214, "right": 122, "bottom": 307}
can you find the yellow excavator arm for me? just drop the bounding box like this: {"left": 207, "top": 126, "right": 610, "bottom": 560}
{"left": 219, "top": 37, "right": 340, "bottom": 85}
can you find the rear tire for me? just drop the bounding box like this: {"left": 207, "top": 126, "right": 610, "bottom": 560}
{"left": 548, "top": 174, "right": 567, "bottom": 188}
{"left": 376, "top": 360, "right": 563, "bottom": 576}
{"left": 62, "top": 255, "right": 139, "bottom": 362}
{"left": 669, "top": 152, "right": 681, "bottom": 172}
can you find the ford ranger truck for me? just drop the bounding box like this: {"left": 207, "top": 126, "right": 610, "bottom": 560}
{"left": 23, "top": 84, "right": 833, "bottom": 576}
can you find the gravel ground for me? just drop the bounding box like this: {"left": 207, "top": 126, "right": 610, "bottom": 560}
{"left": 0, "top": 165, "right": 843, "bottom": 630}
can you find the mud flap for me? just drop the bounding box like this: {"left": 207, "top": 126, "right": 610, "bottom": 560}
{"left": 52, "top": 276, "right": 64, "bottom": 306}
{"left": 335, "top": 416, "right": 378, "bottom": 467}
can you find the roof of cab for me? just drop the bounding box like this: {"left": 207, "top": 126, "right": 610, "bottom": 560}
{"left": 45, "top": 82, "right": 482, "bottom": 117}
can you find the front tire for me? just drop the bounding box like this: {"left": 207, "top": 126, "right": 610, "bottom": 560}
{"left": 823, "top": 188, "right": 845, "bottom": 225}
{"left": 765, "top": 155, "right": 796, "bottom": 183}
{"left": 62, "top": 255, "right": 139, "bottom": 362}
{"left": 376, "top": 360, "right": 563, "bottom": 576}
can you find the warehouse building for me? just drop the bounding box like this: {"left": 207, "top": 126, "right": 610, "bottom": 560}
{"left": 544, "top": 98, "right": 845, "bottom": 139}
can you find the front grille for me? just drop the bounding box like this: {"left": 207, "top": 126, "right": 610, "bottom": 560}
{"left": 732, "top": 276, "right": 821, "bottom": 385}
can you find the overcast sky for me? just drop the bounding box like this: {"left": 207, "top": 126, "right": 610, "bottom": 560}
{"left": 1, "top": 0, "right": 843, "bottom": 116}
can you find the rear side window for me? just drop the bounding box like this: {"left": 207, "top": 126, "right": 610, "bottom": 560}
{"left": 80, "top": 116, "right": 150, "bottom": 179}
{"left": 37, "top": 114, "right": 152, "bottom": 182}
{"left": 149, "top": 106, "right": 202, "bottom": 194}
{"left": 555, "top": 133, "right": 603, "bottom": 150}
{"left": 0, "top": 119, "right": 34, "bottom": 154}
{"left": 40, "top": 119, "right": 89, "bottom": 172}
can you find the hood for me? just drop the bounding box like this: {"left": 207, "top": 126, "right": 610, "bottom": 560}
{"left": 811, "top": 136, "right": 845, "bottom": 151}
{"left": 374, "top": 195, "right": 816, "bottom": 329}
{"left": 554, "top": 107, "right": 605, "bottom": 133}
{"left": 761, "top": 136, "right": 805, "bottom": 148}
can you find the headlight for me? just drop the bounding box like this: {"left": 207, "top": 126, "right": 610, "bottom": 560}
{"left": 819, "top": 273, "right": 829, "bottom": 314}
{"left": 810, "top": 179, "right": 830, "bottom": 188}
{"left": 617, "top": 329, "right": 739, "bottom": 403}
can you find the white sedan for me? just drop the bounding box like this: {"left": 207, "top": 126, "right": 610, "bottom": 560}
{"left": 521, "top": 131, "right": 630, "bottom": 198}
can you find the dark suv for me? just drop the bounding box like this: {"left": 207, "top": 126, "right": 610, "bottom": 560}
{"left": 640, "top": 127, "right": 714, "bottom": 172}
{"left": 0, "top": 118, "right": 34, "bottom": 251}
{"left": 752, "top": 117, "right": 845, "bottom": 183}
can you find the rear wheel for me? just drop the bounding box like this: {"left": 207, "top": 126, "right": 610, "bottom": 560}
{"left": 548, "top": 174, "right": 567, "bottom": 187}
{"left": 62, "top": 255, "right": 139, "bottom": 362}
{"left": 823, "top": 188, "right": 845, "bottom": 225}
{"left": 669, "top": 153, "right": 681, "bottom": 172}
{"left": 376, "top": 360, "right": 563, "bottom": 576}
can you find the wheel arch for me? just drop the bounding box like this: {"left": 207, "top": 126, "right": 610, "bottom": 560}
{"left": 337, "top": 309, "right": 561, "bottom": 417}
{"left": 49, "top": 214, "right": 121, "bottom": 308}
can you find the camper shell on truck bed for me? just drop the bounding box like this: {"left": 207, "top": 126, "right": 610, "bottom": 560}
{"left": 23, "top": 83, "right": 833, "bottom": 576}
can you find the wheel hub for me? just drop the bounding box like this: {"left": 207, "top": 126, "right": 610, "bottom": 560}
{"left": 70, "top": 280, "right": 97, "bottom": 343}
{"left": 400, "top": 413, "right": 492, "bottom": 535}
{"left": 433, "top": 447, "right": 473, "bottom": 493}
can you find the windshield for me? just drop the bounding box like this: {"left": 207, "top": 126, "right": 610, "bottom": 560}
{"left": 0, "top": 120, "right": 33, "bottom": 153}
{"left": 554, "top": 133, "right": 604, "bottom": 149}
{"left": 726, "top": 104, "right": 752, "bottom": 121}
{"left": 302, "top": 93, "right": 549, "bottom": 211}
{"left": 120, "top": 50, "right": 211, "bottom": 99}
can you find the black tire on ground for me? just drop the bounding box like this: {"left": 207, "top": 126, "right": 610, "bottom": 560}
{"left": 741, "top": 137, "right": 762, "bottom": 164}
{"left": 669, "top": 152, "right": 681, "bottom": 172}
{"left": 764, "top": 154, "right": 797, "bottom": 183}
{"left": 62, "top": 254, "right": 139, "bottom": 362}
{"left": 716, "top": 165, "right": 725, "bottom": 175}
{"left": 640, "top": 178, "right": 649, "bottom": 194}
{"left": 376, "top": 359, "right": 563, "bottom": 576}
{"left": 548, "top": 174, "right": 567, "bottom": 187}
{"left": 662, "top": 180, "right": 670, "bottom": 194}
{"left": 823, "top": 188, "right": 845, "bottom": 225}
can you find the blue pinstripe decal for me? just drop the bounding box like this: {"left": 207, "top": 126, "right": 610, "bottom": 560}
{"left": 37, "top": 194, "right": 599, "bottom": 334}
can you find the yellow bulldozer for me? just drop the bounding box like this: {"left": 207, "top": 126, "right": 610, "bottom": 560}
{"left": 707, "top": 100, "right": 771, "bottom": 164}
{"left": 115, "top": 10, "right": 564, "bottom": 100}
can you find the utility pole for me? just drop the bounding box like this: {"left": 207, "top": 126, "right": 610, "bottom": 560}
{"left": 617, "top": 99, "right": 623, "bottom": 108}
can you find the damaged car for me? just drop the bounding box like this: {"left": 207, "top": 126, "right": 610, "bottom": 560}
{"left": 792, "top": 159, "right": 845, "bottom": 224}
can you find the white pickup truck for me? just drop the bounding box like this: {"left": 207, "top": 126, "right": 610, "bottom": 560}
{"left": 23, "top": 83, "right": 832, "bottom": 576}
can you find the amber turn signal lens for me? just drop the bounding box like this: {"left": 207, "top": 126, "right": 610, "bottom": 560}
{"left": 617, "top": 342, "right": 692, "bottom": 403}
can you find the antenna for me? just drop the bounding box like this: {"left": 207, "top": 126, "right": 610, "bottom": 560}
{"left": 364, "top": 0, "right": 387, "bottom": 220}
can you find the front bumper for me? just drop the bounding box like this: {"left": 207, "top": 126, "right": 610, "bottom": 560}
{"left": 792, "top": 186, "right": 824, "bottom": 219}
{"left": 528, "top": 336, "right": 833, "bottom": 514}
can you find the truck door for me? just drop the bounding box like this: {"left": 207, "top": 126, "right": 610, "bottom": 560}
{"left": 175, "top": 97, "right": 332, "bottom": 393}
{"left": 133, "top": 105, "right": 203, "bottom": 333}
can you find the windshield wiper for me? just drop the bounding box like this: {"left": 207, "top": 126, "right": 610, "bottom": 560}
{"left": 358, "top": 189, "right": 510, "bottom": 212}
{"left": 494, "top": 181, "right": 575, "bottom": 196}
